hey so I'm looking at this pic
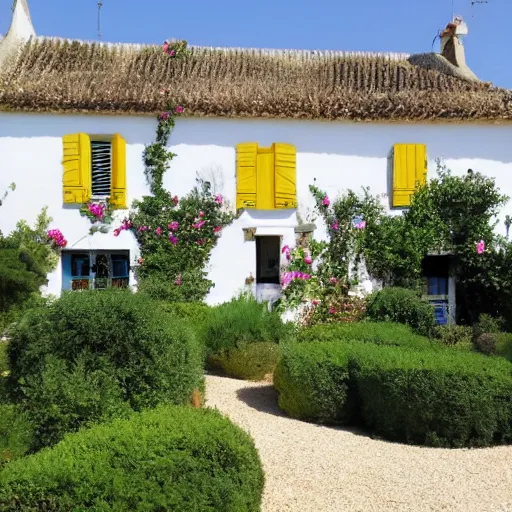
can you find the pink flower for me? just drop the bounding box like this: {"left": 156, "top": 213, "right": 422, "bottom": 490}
{"left": 192, "top": 220, "right": 206, "bottom": 229}
{"left": 304, "top": 255, "right": 313, "bottom": 265}
{"left": 113, "top": 229, "right": 120, "bottom": 237}
{"left": 354, "top": 220, "right": 366, "bottom": 230}
{"left": 196, "top": 239, "right": 204, "bottom": 245}
{"left": 477, "top": 240, "right": 485, "bottom": 254}
{"left": 169, "top": 234, "right": 178, "bottom": 245}
{"left": 137, "top": 257, "right": 144, "bottom": 265}
{"left": 331, "top": 221, "right": 339, "bottom": 231}
{"left": 329, "top": 277, "right": 337, "bottom": 285}
{"left": 322, "top": 196, "right": 330, "bottom": 207}
{"left": 199, "top": 211, "right": 205, "bottom": 217}
{"left": 312, "top": 299, "right": 320, "bottom": 306}
{"left": 214, "top": 226, "right": 222, "bottom": 234}
{"left": 329, "top": 307, "right": 337, "bottom": 315}
{"left": 163, "top": 41, "right": 169, "bottom": 53}
{"left": 175, "top": 274, "right": 182, "bottom": 285}
{"left": 168, "top": 221, "right": 179, "bottom": 231}
{"left": 281, "top": 245, "right": 291, "bottom": 261}
{"left": 175, "top": 105, "right": 184, "bottom": 114}
{"left": 172, "top": 195, "right": 179, "bottom": 206}
{"left": 215, "top": 194, "right": 223, "bottom": 204}
{"left": 159, "top": 112, "right": 169, "bottom": 121}
{"left": 168, "top": 49, "right": 176, "bottom": 57}
{"left": 155, "top": 227, "right": 162, "bottom": 236}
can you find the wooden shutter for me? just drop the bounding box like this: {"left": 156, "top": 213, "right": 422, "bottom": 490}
{"left": 256, "top": 148, "right": 274, "bottom": 209}
{"left": 62, "top": 133, "right": 91, "bottom": 204}
{"left": 274, "top": 143, "right": 297, "bottom": 209}
{"left": 111, "top": 134, "right": 127, "bottom": 209}
{"left": 392, "top": 143, "right": 427, "bottom": 207}
{"left": 236, "top": 143, "right": 258, "bottom": 209}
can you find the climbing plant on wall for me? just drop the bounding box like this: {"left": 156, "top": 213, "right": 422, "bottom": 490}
{"left": 113, "top": 39, "right": 234, "bottom": 301}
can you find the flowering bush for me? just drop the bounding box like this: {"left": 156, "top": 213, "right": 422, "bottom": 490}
{"left": 47, "top": 228, "right": 67, "bottom": 248}
{"left": 162, "top": 39, "right": 190, "bottom": 58}
{"left": 79, "top": 199, "right": 114, "bottom": 226}
{"left": 119, "top": 180, "right": 233, "bottom": 301}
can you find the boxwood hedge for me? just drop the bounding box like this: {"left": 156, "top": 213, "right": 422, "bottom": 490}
{"left": 275, "top": 341, "right": 512, "bottom": 447}
{"left": 0, "top": 405, "right": 264, "bottom": 511}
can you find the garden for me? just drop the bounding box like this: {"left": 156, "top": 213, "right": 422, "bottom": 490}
{"left": 0, "top": 42, "right": 511, "bottom": 508}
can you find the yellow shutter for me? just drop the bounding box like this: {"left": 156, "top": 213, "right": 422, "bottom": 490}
{"left": 274, "top": 143, "right": 297, "bottom": 209}
{"left": 111, "top": 134, "right": 127, "bottom": 209}
{"left": 236, "top": 143, "right": 258, "bottom": 209}
{"left": 392, "top": 143, "right": 427, "bottom": 207}
{"left": 256, "top": 148, "right": 274, "bottom": 209}
{"left": 62, "top": 133, "right": 91, "bottom": 204}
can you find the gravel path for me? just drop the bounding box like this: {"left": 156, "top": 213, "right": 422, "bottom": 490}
{"left": 205, "top": 374, "right": 512, "bottom": 512}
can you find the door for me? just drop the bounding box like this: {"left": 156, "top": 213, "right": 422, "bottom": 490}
{"left": 256, "top": 236, "right": 281, "bottom": 285}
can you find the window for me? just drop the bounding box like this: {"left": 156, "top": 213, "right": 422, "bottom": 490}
{"left": 91, "top": 140, "right": 112, "bottom": 197}
{"left": 392, "top": 143, "right": 427, "bottom": 208}
{"left": 62, "top": 251, "right": 130, "bottom": 291}
{"left": 62, "top": 133, "right": 127, "bottom": 208}
{"left": 236, "top": 143, "right": 297, "bottom": 210}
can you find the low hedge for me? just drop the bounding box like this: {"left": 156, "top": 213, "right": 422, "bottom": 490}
{"left": 295, "top": 322, "right": 438, "bottom": 351}
{"left": 275, "top": 341, "right": 512, "bottom": 447}
{"left": 208, "top": 342, "right": 280, "bottom": 381}
{"left": 0, "top": 405, "right": 264, "bottom": 511}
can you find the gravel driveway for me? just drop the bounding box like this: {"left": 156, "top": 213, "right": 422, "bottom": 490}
{"left": 205, "top": 374, "right": 512, "bottom": 512}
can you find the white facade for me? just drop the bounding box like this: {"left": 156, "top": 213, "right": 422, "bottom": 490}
{"left": 1, "top": 112, "right": 512, "bottom": 305}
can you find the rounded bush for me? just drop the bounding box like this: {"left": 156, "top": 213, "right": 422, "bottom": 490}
{"left": 275, "top": 340, "right": 512, "bottom": 447}
{"left": 0, "top": 405, "right": 264, "bottom": 511}
{"left": 7, "top": 289, "right": 202, "bottom": 449}
{"left": 209, "top": 342, "right": 280, "bottom": 381}
{"left": 203, "top": 295, "right": 291, "bottom": 357}
{"left": 366, "top": 287, "right": 436, "bottom": 336}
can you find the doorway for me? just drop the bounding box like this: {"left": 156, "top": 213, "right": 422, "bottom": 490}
{"left": 256, "top": 236, "right": 281, "bottom": 284}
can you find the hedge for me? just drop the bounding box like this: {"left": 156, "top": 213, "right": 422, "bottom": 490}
{"left": 0, "top": 405, "right": 264, "bottom": 511}
{"left": 295, "top": 322, "right": 439, "bottom": 351}
{"left": 6, "top": 290, "right": 203, "bottom": 449}
{"left": 275, "top": 341, "right": 512, "bottom": 447}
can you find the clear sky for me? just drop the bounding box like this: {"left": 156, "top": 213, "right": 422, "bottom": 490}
{"left": 1, "top": 0, "right": 510, "bottom": 89}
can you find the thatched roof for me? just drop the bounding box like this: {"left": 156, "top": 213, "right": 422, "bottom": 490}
{"left": 0, "top": 37, "right": 511, "bottom": 121}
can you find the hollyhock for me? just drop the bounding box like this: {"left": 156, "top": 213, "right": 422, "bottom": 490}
{"left": 304, "top": 255, "right": 313, "bottom": 265}
{"left": 175, "top": 105, "right": 184, "bottom": 114}
{"left": 477, "top": 240, "right": 485, "bottom": 254}
{"left": 215, "top": 194, "right": 223, "bottom": 205}
{"left": 322, "top": 196, "right": 330, "bottom": 207}
{"left": 163, "top": 40, "right": 170, "bottom": 53}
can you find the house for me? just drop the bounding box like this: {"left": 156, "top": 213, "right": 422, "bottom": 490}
{"left": 1, "top": 1, "right": 511, "bottom": 322}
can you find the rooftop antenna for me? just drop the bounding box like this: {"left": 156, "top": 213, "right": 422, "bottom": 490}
{"left": 97, "top": 2, "right": 103, "bottom": 40}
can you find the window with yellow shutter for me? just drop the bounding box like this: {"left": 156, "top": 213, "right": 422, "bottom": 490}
{"left": 236, "top": 142, "right": 297, "bottom": 210}
{"left": 62, "top": 133, "right": 127, "bottom": 208}
{"left": 392, "top": 143, "right": 427, "bottom": 208}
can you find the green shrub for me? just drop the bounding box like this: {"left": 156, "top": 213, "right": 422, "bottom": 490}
{"left": 472, "top": 314, "right": 504, "bottom": 355}
{"left": 366, "top": 287, "right": 437, "bottom": 336}
{"left": 296, "top": 321, "right": 437, "bottom": 351}
{"left": 209, "top": 342, "right": 280, "bottom": 381}
{"left": 275, "top": 341, "right": 512, "bottom": 447}
{"left": 204, "top": 295, "right": 291, "bottom": 357}
{"left": 496, "top": 333, "right": 512, "bottom": 362}
{"left": 158, "top": 301, "right": 211, "bottom": 323}
{"left": 7, "top": 289, "right": 202, "bottom": 449}
{"left": 434, "top": 325, "right": 472, "bottom": 350}
{"left": 0, "top": 405, "right": 264, "bottom": 512}
{"left": 0, "top": 405, "right": 33, "bottom": 467}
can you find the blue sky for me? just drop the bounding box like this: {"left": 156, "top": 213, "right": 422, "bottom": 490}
{"left": 2, "top": 0, "right": 510, "bottom": 88}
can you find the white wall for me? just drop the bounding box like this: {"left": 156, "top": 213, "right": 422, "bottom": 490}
{"left": 1, "top": 113, "right": 511, "bottom": 304}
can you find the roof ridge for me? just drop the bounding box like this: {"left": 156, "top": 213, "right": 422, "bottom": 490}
{"left": 34, "top": 36, "right": 411, "bottom": 61}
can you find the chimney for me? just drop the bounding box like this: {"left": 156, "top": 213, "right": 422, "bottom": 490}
{"left": 439, "top": 15, "right": 478, "bottom": 80}
{"left": 0, "top": 0, "right": 36, "bottom": 68}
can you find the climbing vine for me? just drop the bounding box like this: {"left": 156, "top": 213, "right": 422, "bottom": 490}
{"left": 112, "top": 40, "right": 234, "bottom": 301}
